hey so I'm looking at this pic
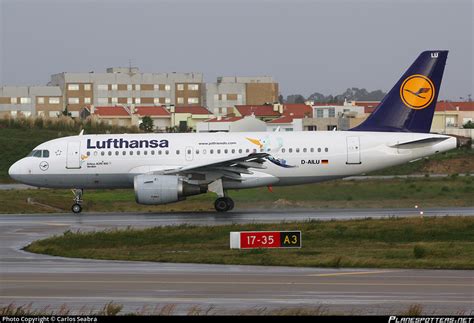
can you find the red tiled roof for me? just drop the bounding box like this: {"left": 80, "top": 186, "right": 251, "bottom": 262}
{"left": 235, "top": 105, "right": 281, "bottom": 117}
{"left": 282, "top": 104, "right": 312, "bottom": 117}
{"left": 268, "top": 116, "right": 295, "bottom": 124}
{"left": 93, "top": 106, "right": 130, "bottom": 116}
{"left": 134, "top": 106, "right": 170, "bottom": 117}
{"left": 205, "top": 116, "right": 243, "bottom": 123}
{"left": 435, "top": 101, "right": 474, "bottom": 111}
{"left": 175, "top": 106, "right": 211, "bottom": 115}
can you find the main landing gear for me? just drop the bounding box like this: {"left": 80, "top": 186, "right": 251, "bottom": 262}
{"left": 71, "top": 189, "right": 83, "bottom": 214}
{"left": 214, "top": 197, "right": 234, "bottom": 212}
{"left": 208, "top": 179, "right": 234, "bottom": 212}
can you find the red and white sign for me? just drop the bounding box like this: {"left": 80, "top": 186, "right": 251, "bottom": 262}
{"left": 230, "top": 231, "right": 302, "bottom": 249}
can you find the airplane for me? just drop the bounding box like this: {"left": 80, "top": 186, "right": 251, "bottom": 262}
{"left": 8, "top": 50, "right": 457, "bottom": 213}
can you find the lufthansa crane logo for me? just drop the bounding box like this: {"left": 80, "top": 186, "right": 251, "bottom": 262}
{"left": 400, "top": 74, "right": 435, "bottom": 110}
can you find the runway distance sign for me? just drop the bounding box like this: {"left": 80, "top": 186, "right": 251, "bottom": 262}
{"left": 230, "top": 231, "right": 301, "bottom": 249}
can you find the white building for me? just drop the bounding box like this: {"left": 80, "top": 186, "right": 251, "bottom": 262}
{"left": 196, "top": 115, "right": 267, "bottom": 132}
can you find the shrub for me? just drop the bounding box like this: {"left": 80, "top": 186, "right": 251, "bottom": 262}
{"left": 413, "top": 245, "right": 427, "bottom": 259}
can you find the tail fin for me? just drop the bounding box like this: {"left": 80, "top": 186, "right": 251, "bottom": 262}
{"left": 351, "top": 50, "right": 448, "bottom": 133}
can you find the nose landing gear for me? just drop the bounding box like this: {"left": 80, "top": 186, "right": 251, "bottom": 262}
{"left": 71, "top": 189, "right": 83, "bottom": 214}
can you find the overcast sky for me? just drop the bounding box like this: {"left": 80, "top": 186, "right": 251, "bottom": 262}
{"left": 0, "top": 0, "right": 472, "bottom": 100}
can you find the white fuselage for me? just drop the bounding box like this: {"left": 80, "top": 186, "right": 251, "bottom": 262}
{"left": 9, "top": 131, "right": 456, "bottom": 190}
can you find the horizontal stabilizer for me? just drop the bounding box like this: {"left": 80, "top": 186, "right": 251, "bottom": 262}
{"left": 390, "top": 137, "right": 449, "bottom": 148}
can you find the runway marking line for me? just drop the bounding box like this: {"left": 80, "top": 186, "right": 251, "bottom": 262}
{"left": 1, "top": 280, "right": 472, "bottom": 287}
{"left": 308, "top": 270, "right": 397, "bottom": 277}
{"left": 0, "top": 295, "right": 473, "bottom": 305}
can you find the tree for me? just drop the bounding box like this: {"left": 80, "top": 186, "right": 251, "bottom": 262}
{"left": 139, "top": 116, "right": 154, "bottom": 132}
{"left": 286, "top": 94, "right": 306, "bottom": 104}
{"left": 463, "top": 120, "right": 474, "bottom": 129}
{"left": 59, "top": 106, "right": 72, "bottom": 118}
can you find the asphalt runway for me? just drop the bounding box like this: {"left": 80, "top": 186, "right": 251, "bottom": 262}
{"left": 1, "top": 208, "right": 473, "bottom": 315}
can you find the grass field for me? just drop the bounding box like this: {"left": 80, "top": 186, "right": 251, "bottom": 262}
{"left": 1, "top": 176, "right": 473, "bottom": 213}
{"left": 25, "top": 216, "right": 474, "bottom": 269}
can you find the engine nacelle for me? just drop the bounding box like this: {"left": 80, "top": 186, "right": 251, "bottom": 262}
{"left": 134, "top": 174, "right": 206, "bottom": 205}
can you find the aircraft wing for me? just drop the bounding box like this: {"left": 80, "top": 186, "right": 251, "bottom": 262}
{"left": 153, "top": 152, "right": 270, "bottom": 181}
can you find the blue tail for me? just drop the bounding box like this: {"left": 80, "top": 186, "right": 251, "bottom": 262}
{"left": 351, "top": 50, "right": 448, "bottom": 133}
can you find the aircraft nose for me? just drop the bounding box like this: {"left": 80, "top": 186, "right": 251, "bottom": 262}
{"left": 8, "top": 161, "right": 22, "bottom": 181}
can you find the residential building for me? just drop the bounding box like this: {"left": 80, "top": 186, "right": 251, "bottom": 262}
{"left": 170, "top": 105, "right": 213, "bottom": 132}
{"left": 50, "top": 68, "right": 204, "bottom": 116}
{"left": 432, "top": 101, "right": 474, "bottom": 130}
{"left": 82, "top": 105, "right": 171, "bottom": 131}
{"left": 206, "top": 76, "right": 279, "bottom": 116}
{"left": 0, "top": 86, "right": 62, "bottom": 118}
{"left": 133, "top": 106, "right": 171, "bottom": 131}
{"left": 267, "top": 116, "right": 304, "bottom": 132}
{"left": 196, "top": 115, "right": 267, "bottom": 133}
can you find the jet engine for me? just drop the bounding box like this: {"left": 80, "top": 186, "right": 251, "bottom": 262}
{"left": 134, "top": 174, "right": 206, "bottom": 205}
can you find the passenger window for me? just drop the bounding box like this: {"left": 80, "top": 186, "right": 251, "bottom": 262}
{"left": 101, "top": 151, "right": 105, "bottom": 156}
{"left": 94, "top": 151, "right": 98, "bottom": 156}
{"left": 325, "top": 148, "right": 329, "bottom": 152}
{"left": 282, "top": 148, "right": 286, "bottom": 153}
{"left": 232, "top": 149, "right": 236, "bottom": 154}
{"left": 238, "top": 149, "right": 242, "bottom": 154}
{"left": 303, "top": 148, "right": 307, "bottom": 153}
{"left": 210, "top": 149, "right": 214, "bottom": 154}
{"left": 217, "top": 149, "right": 221, "bottom": 154}
{"left": 122, "top": 151, "right": 126, "bottom": 156}
{"left": 144, "top": 151, "right": 148, "bottom": 155}
{"left": 158, "top": 150, "right": 162, "bottom": 155}
{"left": 246, "top": 149, "right": 250, "bottom": 153}
{"left": 187, "top": 149, "right": 192, "bottom": 154}
{"left": 42, "top": 150, "right": 50, "bottom": 158}
{"left": 203, "top": 149, "right": 207, "bottom": 154}
{"left": 296, "top": 148, "right": 300, "bottom": 153}
{"left": 108, "top": 151, "right": 112, "bottom": 156}
{"left": 318, "top": 148, "right": 321, "bottom": 152}
{"left": 289, "top": 148, "right": 293, "bottom": 153}
{"left": 151, "top": 151, "right": 155, "bottom": 155}
{"left": 115, "top": 151, "right": 119, "bottom": 156}
{"left": 165, "top": 150, "right": 169, "bottom": 155}
{"left": 137, "top": 151, "right": 141, "bottom": 155}
{"left": 86, "top": 151, "right": 91, "bottom": 156}
{"left": 130, "top": 151, "right": 133, "bottom": 155}
{"left": 196, "top": 150, "right": 199, "bottom": 154}
{"left": 176, "top": 150, "right": 180, "bottom": 155}
{"left": 310, "top": 148, "right": 314, "bottom": 153}
{"left": 224, "top": 149, "right": 228, "bottom": 154}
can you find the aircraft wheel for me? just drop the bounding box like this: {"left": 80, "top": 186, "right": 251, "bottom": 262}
{"left": 72, "top": 203, "right": 82, "bottom": 214}
{"left": 227, "top": 197, "right": 235, "bottom": 210}
{"left": 214, "top": 197, "right": 231, "bottom": 212}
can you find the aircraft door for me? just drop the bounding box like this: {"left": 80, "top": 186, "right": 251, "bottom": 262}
{"left": 346, "top": 136, "right": 361, "bottom": 164}
{"left": 185, "top": 146, "right": 194, "bottom": 161}
{"left": 66, "top": 142, "right": 81, "bottom": 169}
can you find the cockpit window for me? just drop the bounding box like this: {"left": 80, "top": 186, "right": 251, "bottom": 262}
{"left": 27, "top": 150, "right": 49, "bottom": 158}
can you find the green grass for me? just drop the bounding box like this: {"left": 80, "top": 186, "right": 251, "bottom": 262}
{"left": 1, "top": 177, "right": 473, "bottom": 214}
{"left": 25, "top": 216, "right": 474, "bottom": 269}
